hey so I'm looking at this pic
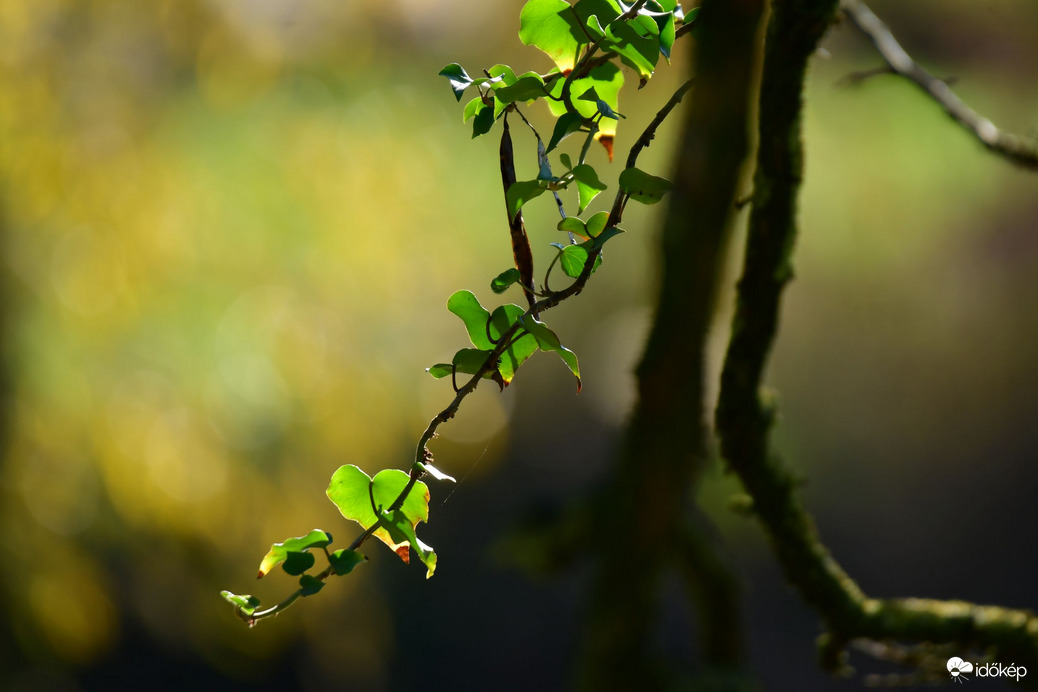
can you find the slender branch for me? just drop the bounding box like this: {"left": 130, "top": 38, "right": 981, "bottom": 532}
{"left": 379, "top": 76, "right": 697, "bottom": 561}
{"left": 841, "top": 0, "right": 1038, "bottom": 171}
{"left": 236, "top": 27, "right": 693, "bottom": 630}
{"left": 625, "top": 79, "right": 693, "bottom": 169}
{"left": 717, "top": 0, "right": 1038, "bottom": 682}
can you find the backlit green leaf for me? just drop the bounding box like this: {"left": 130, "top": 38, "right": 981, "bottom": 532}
{"left": 221, "top": 591, "right": 261, "bottom": 616}
{"left": 558, "top": 217, "right": 589, "bottom": 239}
{"left": 447, "top": 290, "right": 494, "bottom": 350}
{"left": 495, "top": 73, "right": 548, "bottom": 104}
{"left": 586, "top": 14, "right": 607, "bottom": 37}
{"left": 658, "top": 11, "right": 676, "bottom": 59}
{"left": 452, "top": 348, "right": 495, "bottom": 376}
{"left": 519, "top": 0, "right": 584, "bottom": 73}
{"left": 557, "top": 243, "right": 589, "bottom": 278}
{"left": 463, "top": 96, "right": 484, "bottom": 123}
{"left": 573, "top": 0, "right": 659, "bottom": 79}
{"left": 381, "top": 509, "right": 437, "bottom": 579}
{"left": 585, "top": 211, "right": 610, "bottom": 238}
{"left": 488, "top": 64, "right": 518, "bottom": 86}
{"left": 426, "top": 363, "right": 453, "bottom": 378}
{"left": 257, "top": 529, "right": 332, "bottom": 578}
{"left": 488, "top": 304, "right": 539, "bottom": 384}
{"left": 326, "top": 465, "right": 432, "bottom": 565}
{"left": 578, "top": 87, "right": 601, "bottom": 102}
{"left": 546, "top": 63, "right": 624, "bottom": 140}
{"left": 571, "top": 164, "right": 607, "bottom": 213}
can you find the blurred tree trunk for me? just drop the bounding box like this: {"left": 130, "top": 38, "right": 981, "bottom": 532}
{"left": 580, "top": 0, "right": 765, "bottom": 687}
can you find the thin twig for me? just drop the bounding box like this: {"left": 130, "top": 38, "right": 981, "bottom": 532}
{"left": 239, "top": 33, "right": 694, "bottom": 629}
{"left": 841, "top": 0, "right": 1038, "bottom": 171}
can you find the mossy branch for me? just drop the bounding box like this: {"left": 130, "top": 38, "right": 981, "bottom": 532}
{"left": 716, "top": 0, "right": 1038, "bottom": 683}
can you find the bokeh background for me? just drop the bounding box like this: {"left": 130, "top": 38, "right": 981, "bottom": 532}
{"left": 1, "top": 1, "right": 1036, "bottom": 690}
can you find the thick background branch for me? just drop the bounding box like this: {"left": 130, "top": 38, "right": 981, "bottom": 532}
{"left": 717, "top": 0, "right": 1038, "bottom": 684}
{"left": 580, "top": 0, "right": 765, "bottom": 686}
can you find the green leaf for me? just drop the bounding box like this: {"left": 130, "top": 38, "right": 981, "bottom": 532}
{"left": 558, "top": 217, "right": 589, "bottom": 239}
{"left": 519, "top": 0, "right": 584, "bottom": 73}
{"left": 559, "top": 153, "right": 573, "bottom": 170}
{"left": 546, "top": 62, "right": 624, "bottom": 140}
{"left": 495, "top": 73, "right": 548, "bottom": 104}
{"left": 438, "top": 63, "right": 473, "bottom": 101}
{"left": 593, "top": 5, "right": 659, "bottom": 78}
{"left": 381, "top": 509, "right": 437, "bottom": 579}
{"left": 327, "top": 549, "right": 367, "bottom": 576}
{"left": 326, "top": 465, "right": 432, "bottom": 565}
{"left": 487, "top": 64, "right": 518, "bottom": 86}
{"left": 631, "top": 12, "right": 659, "bottom": 38}
{"left": 282, "top": 551, "right": 316, "bottom": 576}
{"left": 586, "top": 14, "right": 607, "bottom": 37}
{"left": 658, "top": 11, "right": 676, "bottom": 59}
{"left": 519, "top": 315, "right": 582, "bottom": 392}
{"left": 556, "top": 243, "right": 589, "bottom": 278}
{"left": 426, "top": 363, "right": 453, "bottom": 378}
{"left": 578, "top": 87, "right": 601, "bottom": 102}
{"left": 573, "top": 0, "right": 659, "bottom": 79}
{"left": 571, "top": 164, "right": 607, "bottom": 213}
{"left": 546, "top": 110, "right": 581, "bottom": 154}
{"left": 257, "top": 529, "right": 332, "bottom": 578}
{"left": 505, "top": 180, "right": 548, "bottom": 219}
{"left": 488, "top": 304, "right": 539, "bottom": 384}
{"left": 452, "top": 348, "right": 495, "bottom": 376}
{"left": 220, "top": 591, "right": 261, "bottom": 616}
{"left": 471, "top": 104, "right": 495, "bottom": 138}
{"left": 463, "top": 96, "right": 484, "bottom": 123}
{"left": 298, "top": 574, "right": 325, "bottom": 596}
{"left": 418, "top": 462, "right": 457, "bottom": 483}
{"left": 585, "top": 211, "right": 610, "bottom": 238}
{"left": 619, "top": 166, "right": 672, "bottom": 204}
{"left": 447, "top": 290, "right": 494, "bottom": 350}
{"left": 491, "top": 267, "right": 522, "bottom": 294}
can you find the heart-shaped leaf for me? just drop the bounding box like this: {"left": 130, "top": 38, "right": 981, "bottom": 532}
{"left": 326, "top": 465, "right": 433, "bottom": 570}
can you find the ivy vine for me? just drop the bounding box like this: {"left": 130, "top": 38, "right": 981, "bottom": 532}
{"left": 221, "top": 0, "right": 695, "bottom": 626}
